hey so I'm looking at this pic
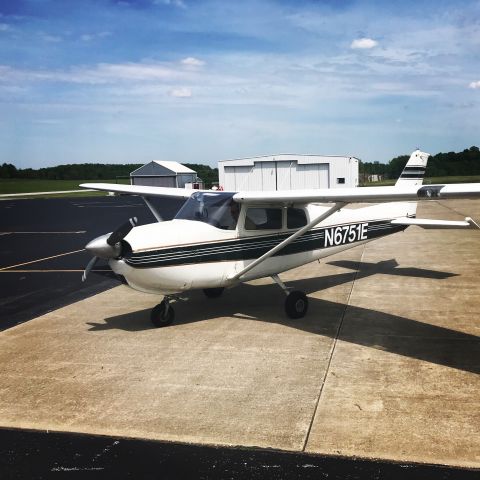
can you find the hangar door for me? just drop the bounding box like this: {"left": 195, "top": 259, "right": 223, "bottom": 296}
{"left": 254, "top": 161, "right": 329, "bottom": 190}
{"left": 132, "top": 176, "right": 176, "bottom": 187}
{"left": 224, "top": 161, "right": 330, "bottom": 191}
{"left": 224, "top": 166, "right": 252, "bottom": 190}
{"left": 291, "top": 163, "right": 329, "bottom": 189}
{"left": 250, "top": 161, "right": 294, "bottom": 190}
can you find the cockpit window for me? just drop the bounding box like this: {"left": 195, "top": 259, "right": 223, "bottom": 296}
{"left": 174, "top": 192, "right": 239, "bottom": 230}
{"left": 287, "top": 208, "right": 307, "bottom": 229}
{"left": 245, "top": 207, "right": 282, "bottom": 230}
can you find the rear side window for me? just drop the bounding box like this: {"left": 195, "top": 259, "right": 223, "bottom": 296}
{"left": 287, "top": 208, "right": 307, "bottom": 229}
{"left": 245, "top": 208, "right": 282, "bottom": 230}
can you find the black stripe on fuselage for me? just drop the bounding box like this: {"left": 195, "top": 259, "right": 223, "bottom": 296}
{"left": 124, "top": 220, "right": 406, "bottom": 269}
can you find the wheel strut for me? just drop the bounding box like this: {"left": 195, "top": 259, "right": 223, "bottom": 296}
{"left": 151, "top": 296, "right": 175, "bottom": 328}
{"left": 271, "top": 274, "right": 290, "bottom": 296}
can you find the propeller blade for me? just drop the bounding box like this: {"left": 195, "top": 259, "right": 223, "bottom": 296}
{"left": 107, "top": 217, "right": 138, "bottom": 246}
{"left": 82, "top": 255, "right": 98, "bottom": 282}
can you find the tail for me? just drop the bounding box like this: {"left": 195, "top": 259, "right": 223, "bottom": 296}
{"left": 395, "top": 149, "right": 430, "bottom": 217}
{"left": 395, "top": 149, "right": 430, "bottom": 187}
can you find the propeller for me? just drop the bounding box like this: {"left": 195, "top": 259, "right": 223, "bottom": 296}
{"left": 107, "top": 217, "right": 138, "bottom": 246}
{"left": 82, "top": 217, "right": 138, "bottom": 282}
{"left": 82, "top": 256, "right": 98, "bottom": 282}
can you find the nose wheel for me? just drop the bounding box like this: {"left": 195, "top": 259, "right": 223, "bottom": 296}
{"left": 151, "top": 297, "right": 175, "bottom": 327}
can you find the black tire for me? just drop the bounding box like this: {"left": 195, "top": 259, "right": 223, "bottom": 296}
{"left": 151, "top": 301, "right": 175, "bottom": 327}
{"left": 203, "top": 287, "right": 225, "bottom": 298}
{"left": 285, "top": 291, "right": 308, "bottom": 319}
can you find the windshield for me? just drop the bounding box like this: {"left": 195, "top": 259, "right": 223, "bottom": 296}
{"left": 174, "top": 192, "right": 239, "bottom": 230}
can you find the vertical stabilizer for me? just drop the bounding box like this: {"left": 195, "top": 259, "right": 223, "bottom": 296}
{"left": 394, "top": 149, "right": 430, "bottom": 217}
{"left": 395, "top": 149, "right": 430, "bottom": 187}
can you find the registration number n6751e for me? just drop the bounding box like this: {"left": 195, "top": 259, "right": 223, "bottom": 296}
{"left": 324, "top": 223, "right": 368, "bottom": 247}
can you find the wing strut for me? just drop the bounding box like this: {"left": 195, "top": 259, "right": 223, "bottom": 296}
{"left": 229, "top": 202, "right": 346, "bottom": 282}
{"left": 142, "top": 196, "right": 163, "bottom": 222}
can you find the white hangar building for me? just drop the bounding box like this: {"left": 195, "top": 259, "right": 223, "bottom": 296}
{"left": 218, "top": 154, "right": 359, "bottom": 191}
{"left": 130, "top": 161, "right": 198, "bottom": 188}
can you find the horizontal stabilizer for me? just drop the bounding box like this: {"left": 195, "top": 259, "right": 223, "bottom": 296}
{"left": 391, "top": 217, "right": 479, "bottom": 229}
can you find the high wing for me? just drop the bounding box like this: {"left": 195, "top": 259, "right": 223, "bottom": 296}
{"left": 80, "top": 183, "right": 196, "bottom": 199}
{"left": 80, "top": 182, "right": 199, "bottom": 221}
{"left": 229, "top": 181, "right": 480, "bottom": 281}
{"left": 233, "top": 183, "right": 480, "bottom": 204}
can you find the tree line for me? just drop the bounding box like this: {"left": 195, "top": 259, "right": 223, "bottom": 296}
{"left": 360, "top": 146, "right": 480, "bottom": 178}
{"left": 0, "top": 162, "right": 219, "bottom": 187}
{"left": 1, "top": 146, "right": 479, "bottom": 185}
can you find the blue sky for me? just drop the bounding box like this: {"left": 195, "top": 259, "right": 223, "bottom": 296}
{"left": 1, "top": 0, "right": 479, "bottom": 168}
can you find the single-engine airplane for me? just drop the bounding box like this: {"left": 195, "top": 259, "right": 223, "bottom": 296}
{"left": 80, "top": 150, "right": 480, "bottom": 327}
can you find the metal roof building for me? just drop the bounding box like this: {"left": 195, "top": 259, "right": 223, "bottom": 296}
{"left": 130, "top": 161, "right": 198, "bottom": 188}
{"left": 218, "top": 154, "right": 359, "bottom": 191}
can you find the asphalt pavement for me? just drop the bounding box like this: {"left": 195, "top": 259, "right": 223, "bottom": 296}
{"left": 0, "top": 195, "right": 183, "bottom": 329}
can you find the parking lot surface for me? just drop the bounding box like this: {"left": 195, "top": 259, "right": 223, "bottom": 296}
{"left": 0, "top": 196, "right": 182, "bottom": 329}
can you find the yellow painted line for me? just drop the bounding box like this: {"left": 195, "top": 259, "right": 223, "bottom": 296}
{"left": 0, "top": 269, "right": 110, "bottom": 273}
{"left": 0, "top": 249, "right": 86, "bottom": 271}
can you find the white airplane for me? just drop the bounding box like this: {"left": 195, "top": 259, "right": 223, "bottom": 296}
{"left": 80, "top": 150, "right": 480, "bottom": 327}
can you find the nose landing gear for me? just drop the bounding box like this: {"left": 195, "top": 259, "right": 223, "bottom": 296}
{"left": 151, "top": 297, "right": 175, "bottom": 327}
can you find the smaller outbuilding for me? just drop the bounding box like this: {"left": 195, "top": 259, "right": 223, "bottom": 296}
{"left": 130, "top": 161, "right": 198, "bottom": 188}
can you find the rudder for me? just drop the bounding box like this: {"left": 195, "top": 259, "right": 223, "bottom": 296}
{"left": 395, "top": 149, "right": 430, "bottom": 187}
{"left": 394, "top": 149, "right": 430, "bottom": 217}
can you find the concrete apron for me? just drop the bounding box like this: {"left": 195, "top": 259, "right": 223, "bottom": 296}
{"left": 0, "top": 200, "right": 478, "bottom": 468}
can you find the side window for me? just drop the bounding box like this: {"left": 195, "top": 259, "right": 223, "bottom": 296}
{"left": 245, "top": 208, "right": 282, "bottom": 230}
{"left": 287, "top": 208, "right": 307, "bottom": 229}
{"left": 337, "top": 177, "right": 345, "bottom": 184}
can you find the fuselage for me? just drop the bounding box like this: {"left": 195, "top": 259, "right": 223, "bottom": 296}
{"left": 109, "top": 199, "right": 412, "bottom": 295}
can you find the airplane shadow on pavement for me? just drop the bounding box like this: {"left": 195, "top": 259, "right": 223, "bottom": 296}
{"left": 90, "top": 259, "right": 479, "bottom": 375}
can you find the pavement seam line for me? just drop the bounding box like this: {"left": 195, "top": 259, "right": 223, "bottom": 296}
{"left": 0, "top": 249, "right": 85, "bottom": 271}
{"left": 301, "top": 244, "right": 366, "bottom": 452}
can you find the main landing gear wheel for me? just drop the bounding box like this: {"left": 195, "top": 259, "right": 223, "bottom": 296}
{"left": 151, "top": 299, "right": 175, "bottom": 328}
{"left": 285, "top": 290, "right": 308, "bottom": 319}
{"left": 203, "top": 287, "right": 225, "bottom": 298}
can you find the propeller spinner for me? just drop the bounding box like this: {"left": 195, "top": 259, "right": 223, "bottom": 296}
{"left": 82, "top": 217, "right": 137, "bottom": 282}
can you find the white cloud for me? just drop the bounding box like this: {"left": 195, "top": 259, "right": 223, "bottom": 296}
{"left": 469, "top": 81, "right": 480, "bottom": 89}
{"left": 72, "top": 63, "right": 179, "bottom": 83}
{"left": 154, "top": 0, "right": 186, "bottom": 9}
{"left": 181, "top": 57, "right": 205, "bottom": 68}
{"left": 351, "top": 38, "right": 378, "bottom": 49}
{"left": 170, "top": 87, "right": 192, "bottom": 98}
{"left": 41, "top": 33, "right": 62, "bottom": 43}
{"left": 0, "top": 23, "right": 10, "bottom": 32}
{"left": 80, "top": 32, "right": 112, "bottom": 42}
{"left": 0, "top": 62, "right": 185, "bottom": 85}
